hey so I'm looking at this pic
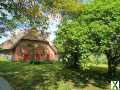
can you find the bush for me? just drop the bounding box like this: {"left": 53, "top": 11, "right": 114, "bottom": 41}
{"left": 29, "top": 60, "right": 52, "bottom": 64}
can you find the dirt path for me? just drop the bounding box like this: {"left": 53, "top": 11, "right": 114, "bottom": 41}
{"left": 0, "top": 77, "right": 14, "bottom": 90}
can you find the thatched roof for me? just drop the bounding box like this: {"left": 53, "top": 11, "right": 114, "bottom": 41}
{"left": 0, "top": 28, "right": 57, "bottom": 53}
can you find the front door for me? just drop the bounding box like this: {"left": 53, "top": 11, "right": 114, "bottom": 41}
{"left": 22, "top": 48, "right": 30, "bottom": 61}
{"left": 35, "top": 48, "right": 41, "bottom": 61}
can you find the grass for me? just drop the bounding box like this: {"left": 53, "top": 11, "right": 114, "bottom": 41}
{"left": 0, "top": 61, "right": 120, "bottom": 90}
{"left": 0, "top": 56, "right": 9, "bottom": 61}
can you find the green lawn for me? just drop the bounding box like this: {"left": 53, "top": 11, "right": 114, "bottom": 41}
{"left": 0, "top": 62, "right": 120, "bottom": 90}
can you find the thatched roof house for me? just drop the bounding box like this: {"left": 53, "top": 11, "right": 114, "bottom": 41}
{"left": 0, "top": 28, "right": 58, "bottom": 61}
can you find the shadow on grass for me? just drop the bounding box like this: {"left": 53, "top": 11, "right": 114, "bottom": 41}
{"left": 0, "top": 61, "right": 120, "bottom": 90}
{"left": 54, "top": 66, "right": 109, "bottom": 89}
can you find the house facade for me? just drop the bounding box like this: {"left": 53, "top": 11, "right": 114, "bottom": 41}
{"left": 0, "top": 28, "right": 58, "bottom": 62}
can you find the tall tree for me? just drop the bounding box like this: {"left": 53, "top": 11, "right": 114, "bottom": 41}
{"left": 0, "top": 0, "right": 83, "bottom": 36}
{"left": 82, "top": 0, "right": 120, "bottom": 79}
{"left": 55, "top": 0, "right": 120, "bottom": 79}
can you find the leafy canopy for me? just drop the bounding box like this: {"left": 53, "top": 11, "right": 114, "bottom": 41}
{"left": 0, "top": 0, "right": 84, "bottom": 36}
{"left": 55, "top": 0, "right": 120, "bottom": 69}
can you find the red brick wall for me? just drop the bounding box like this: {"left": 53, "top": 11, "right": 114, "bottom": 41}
{"left": 13, "top": 39, "right": 57, "bottom": 61}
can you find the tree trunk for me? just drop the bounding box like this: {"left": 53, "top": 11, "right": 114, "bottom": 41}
{"left": 106, "top": 46, "right": 117, "bottom": 80}
{"left": 107, "top": 58, "right": 113, "bottom": 78}
{"left": 105, "top": 43, "right": 115, "bottom": 80}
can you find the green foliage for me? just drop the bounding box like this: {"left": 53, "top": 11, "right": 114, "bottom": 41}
{"left": 63, "top": 38, "right": 81, "bottom": 68}
{"left": 55, "top": 21, "right": 83, "bottom": 68}
{"left": 0, "top": 0, "right": 84, "bottom": 35}
{"left": 88, "top": 54, "right": 107, "bottom": 64}
{"left": 80, "top": 0, "right": 120, "bottom": 77}
{"left": 55, "top": 0, "right": 120, "bottom": 72}
{"left": 55, "top": 19, "right": 91, "bottom": 68}
{"left": 29, "top": 60, "right": 51, "bottom": 64}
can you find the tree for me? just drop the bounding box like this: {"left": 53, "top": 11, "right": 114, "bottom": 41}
{"left": 81, "top": 0, "right": 120, "bottom": 79}
{"left": 55, "top": 0, "right": 120, "bottom": 79}
{"left": 0, "top": 0, "right": 83, "bottom": 36}
{"left": 55, "top": 21, "right": 88, "bottom": 68}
